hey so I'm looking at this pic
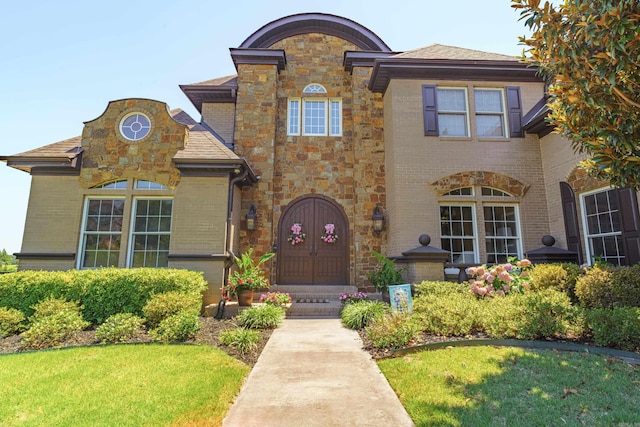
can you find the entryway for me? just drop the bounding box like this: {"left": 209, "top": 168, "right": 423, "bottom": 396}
{"left": 277, "top": 195, "right": 349, "bottom": 286}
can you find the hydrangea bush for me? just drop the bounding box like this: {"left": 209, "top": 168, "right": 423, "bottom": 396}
{"left": 468, "top": 259, "right": 533, "bottom": 298}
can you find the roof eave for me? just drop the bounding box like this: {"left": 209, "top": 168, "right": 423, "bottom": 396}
{"left": 369, "top": 58, "right": 541, "bottom": 93}
{"left": 179, "top": 84, "right": 238, "bottom": 113}
{"left": 1, "top": 152, "right": 82, "bottom": 174}
{"left": 173, "top": 158, "right": 258, "bottom": 184}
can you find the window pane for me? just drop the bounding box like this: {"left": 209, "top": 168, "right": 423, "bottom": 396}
{"left": 475, "top": 90, "right": 503, "bottom": 113}
{"left": 80, "top": 198, "right": 123, "bottom": 269}
{"left": 583, "top": 189, "right": 624, "bottom": 264}
{"left": 303, "top": 100, "right": 326, "bottom": 135}
{"left": 440, "top": 204, "right": 476, "bottom": 264}
{"left": 476, "top": 115, "right": 505, "bottom": 137}
{"left": 438, "top": 114, "right": 468, "bottom": 137}
{"left": 129, "top": 198, "right": 172, "bottom": 268}
{"left": 330, "top": 100, "right": 341, "bottom": 136}
{"left": 288, "top": 100, "right": 300, "bottom": 135}
{"left": 437, "top": 89, "right": 466, "bottom": 111}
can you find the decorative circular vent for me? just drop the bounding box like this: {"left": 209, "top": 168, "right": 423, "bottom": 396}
{"left": 119, "top": 112, "right": 151, "bottom": 141}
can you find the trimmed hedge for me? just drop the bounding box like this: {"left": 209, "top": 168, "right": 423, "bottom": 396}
{"left": 530, "top": 263, "right": 582, "bottom": 301}
{"left": 0, "top": 268, "right": 207, "bottom": 325}
{"left": 585, "top": 307, "right": 640, "bottom": 351}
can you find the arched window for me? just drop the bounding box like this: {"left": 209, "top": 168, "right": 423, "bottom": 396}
{"left": 288, "top": 84, "right": 341, "bottom": 136}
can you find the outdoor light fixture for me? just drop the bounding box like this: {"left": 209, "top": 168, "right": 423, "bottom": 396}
{"left": 372, "top": 204, "right": 384, "bottom": 233}
{"left": 246, "top": 204, "right": 257, "bottom": 231}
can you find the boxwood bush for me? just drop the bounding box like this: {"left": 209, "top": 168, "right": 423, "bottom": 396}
{"left": 585, "top": 307, "right": 640, "bottom": 351}
{"left": 149, "top": 311, "right": 201, "bottom": 343}
{"left": 0, "top": 307, "right": 26, "bottom": 337}
{"left": 413, "top": 292, "right": 482, "bottom": 336}
{"left": 95, "top": 313, "right": 145, "bottom": 343}
{"left": 143, "top": 291, "right": 202, "bottom": 328}
{"left": 530, "top": 263, "right": 582, "bottom": 300}
{"left": 0, "top": 268, "right": 207, "bottom": 324}
{"left": 575, "top": 265, "right": 640, "bottom": 309}
{"left": 22, "top": 298, "right": 89, "bottom": 349}
{"left": 365, "top": 311, "right": 420, "bottom": 349}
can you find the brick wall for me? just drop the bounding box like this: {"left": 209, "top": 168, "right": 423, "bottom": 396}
{"left": 201, "top": 103, "right": 235, "bottom": 144}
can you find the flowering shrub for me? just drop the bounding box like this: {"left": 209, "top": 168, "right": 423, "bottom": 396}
{"left": 339, "top": 292, "right": 370, "bottom": 305}
{"left": 468, "top": 259, "right": 533, "bottom": 298}
{"left": 287, "top": 223, "right": 306, "bottom": 246}
{"left": 222, "top": 248, "right": 275, "bottom": 300}
{"left": 321, "top": 223, "right": 338, "bottom": 244}
{"left": 259, "top": 291, "right": 292, "bottom": 307}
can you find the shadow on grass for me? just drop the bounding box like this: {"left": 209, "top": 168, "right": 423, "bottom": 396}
{"left": 379, "top": 346, "right": 640, "bottom": 426}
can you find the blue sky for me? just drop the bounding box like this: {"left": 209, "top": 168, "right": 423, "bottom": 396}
{"left": 0, "top": 1, "right": 530, "bottom": 254}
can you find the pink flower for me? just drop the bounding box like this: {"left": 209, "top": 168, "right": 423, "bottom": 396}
{"left": 516, "top": 259, "right": 531, "bottom": 268}
{"left": 486, "top": 274, "right": 495, "bottom": 283}
{"left": 468, "top": 267, "right": 477, "bottom": 276}
{"left": 477, "top": 267, "right": 486, "bottom": 276}
{"left": 504, "top": 263, "right": 513, "bottom": 271}
{"left": 498, "top": 271, "right": 511, "bottom": 281}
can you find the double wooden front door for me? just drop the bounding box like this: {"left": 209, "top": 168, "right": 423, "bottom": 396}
{"left": 278, "top": 196, "right": 349, "bottom": 285}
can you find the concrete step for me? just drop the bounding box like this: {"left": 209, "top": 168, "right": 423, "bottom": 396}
{"left": 269, "top": 284, "right": 357, "bottom": 318}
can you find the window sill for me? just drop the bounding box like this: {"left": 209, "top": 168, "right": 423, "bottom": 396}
{"left": 437, "top": 137, "right": 472, "bottom": 142}
{"left": 478, "top": 137, "right": 510, "bottom": 142}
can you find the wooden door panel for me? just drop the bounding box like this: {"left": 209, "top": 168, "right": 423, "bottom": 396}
{"left": 278, "top": 196, "right": 348, "bottom": 285}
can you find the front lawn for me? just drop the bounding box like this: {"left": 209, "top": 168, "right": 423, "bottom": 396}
{"left": 0, "top": 344, "right": 248, "bottom": 426}
{"left": 379, "top": 346, "right": 640, "bottom": 426}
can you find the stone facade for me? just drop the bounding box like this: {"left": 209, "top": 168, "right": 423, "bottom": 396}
{"left": 232, "top": 34, "right": 386, "bottom": 288}
{"left": 80, "top": 99, "right": 186, "bottom": 189}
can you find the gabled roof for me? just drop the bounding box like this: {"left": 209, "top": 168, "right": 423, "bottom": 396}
{"left": 392, "top": 44, "right": 518, "bottom": 61}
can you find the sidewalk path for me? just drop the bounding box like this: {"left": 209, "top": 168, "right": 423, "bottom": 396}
{"left": 222, "top": 318, "right": 415, "bottom": 427}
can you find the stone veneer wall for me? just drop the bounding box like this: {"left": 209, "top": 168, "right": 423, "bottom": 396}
{"left": 79, "top": 99, "right": 187, "bottom": 189}
{"left": 232, "top": 33, "right": 385, "bottom": 288}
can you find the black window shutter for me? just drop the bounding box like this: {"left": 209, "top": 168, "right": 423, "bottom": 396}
{"left": 422, "top": 85, "right": 438, "bottom": 136}
{"left": 560, "top": 182, "right": 583, "bottom": 264}
{"left": 616, "top": 187, "right": 640, "bottom": 265}
{"left": 506, "top": 86, "right": 524, "bottom": 137}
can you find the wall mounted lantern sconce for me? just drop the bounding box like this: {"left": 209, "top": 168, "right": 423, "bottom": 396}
{"left": 372, "top": 204, "right": 384, "bottom": 233}
{"left": 246, "top": 204, "right": 257, "bottom": 231}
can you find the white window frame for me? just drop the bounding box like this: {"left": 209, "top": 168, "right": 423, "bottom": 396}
{"left": 287, "top": 98, "right": 301, "bottom": 136}
{"left": 127, "top": 197, "right": 173, "bottom": 268}
{"left": 77, "top": 197, "right": 126, "bottom": 269}
{"left": 287, "top": 84, "right": 342, "bottom": 137}
{"left": 439, "top": 203, "right": 479, "bottom": 264}
{"left": 474, "top": 88, "right": 508, "bottom": 138}
{"left": 580, "top": 187, "right": 624, "bottom": 266}
{"left": 436, "top": 87, "right": 470, "bottom": 137}
{"left": 483, "top": 203, "right": 523, "bottom": 264}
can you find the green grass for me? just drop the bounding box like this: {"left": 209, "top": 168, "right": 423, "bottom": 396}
{"left": 0, "top": 344, "right": 249, "bottom": 426}
{"left": 379, "top": 346, "right": 640, "bottom": 426}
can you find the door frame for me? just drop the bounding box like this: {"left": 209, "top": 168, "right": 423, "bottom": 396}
{"left": 276, "top": 194, "right": 350, "bottom": 285}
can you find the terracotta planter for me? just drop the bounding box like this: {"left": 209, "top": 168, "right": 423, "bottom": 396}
{"left": 237, "top": 289, "right": 254, "bottom": 306}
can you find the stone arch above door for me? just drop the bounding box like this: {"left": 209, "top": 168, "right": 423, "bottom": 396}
{"left": 277, "top": 195, "right": 349, "bottom": 285}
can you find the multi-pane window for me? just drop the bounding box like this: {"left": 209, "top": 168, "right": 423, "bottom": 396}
{"left": 78, "top": 180, "right": 173, "bottom": 269}
{"left": 475, "top": 89, "right": 507, "bottom": 137}
{"left": 287, "top": 84, "right": 342, "bottom": 136}
{"left": 439, "top": 187, "right": 522, "bottom": 264}
{"left": 130, "top": 199, "right": 173, "bottom": 268}
{"left": 436, "top": 88, "right": 469, "bottom": 137}
{"left": 80, "top": 199, "right": 124, "bottom": 268}
{"left": 484, "top": 205, "right": 520, "bottom": 263}
{"left": 440, "top": 205, "right": 477, "bottom": 263}
{"left": 582, "top": 189, "right": 624, "bottom": 265}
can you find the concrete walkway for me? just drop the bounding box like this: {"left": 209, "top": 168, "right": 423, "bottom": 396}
{"left": 222, "top": 318, "right": 415, "bottom": 427}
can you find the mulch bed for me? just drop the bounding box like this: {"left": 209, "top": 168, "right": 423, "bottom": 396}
{"left": 0, "top": 317, "right": 273, "bottom": 367}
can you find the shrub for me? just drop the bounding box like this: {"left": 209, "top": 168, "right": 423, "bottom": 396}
{"left": 149, "top": 311, "right": 201, "bottom": 343}
{"left": 0, "top": 268, "right": 207, "bottom": 324}
{"left": 586, "top": 307, "right": 640, "bottom": 351}
{"left": 480, "top": 291, "right": 579, "bottom": 340}
{"left": 22, "top": 310, "right": 89, "bottom": 349}
{"left": 142, "top": 291, "right": 201, "bottom": 328}
{"left": 575, "top": 266, "right": 614, "bottom": 309}
{"left": 219, "top": 328, "right": 260, "bottom": 354}
{"left": 530, "top": 264, "right": 569, "bottom": 292}
{"left": 259, "top": 291, "right": 292, "bottom": 307}
{"left": 413, "top": 292, "right": 481, "bottom": 336}
{"left": 413, "top": 280, "right": 470, "bottom": 297}
{"left": 236, "top": 305, "right": 285, "bottom": 329}
{"left": 365, "top": 311, "right": 420, "bottom": 349}
{"left": 341, "top": 300, "right": 386, "bottom": 330}
{"left": 31, "top": 297, "right": 82, "bottom": 320}
{"left": 573, "top": 265, "right": 640, "bottom": 309}
{"left": 95, "top": 313, "right": 145, "bottom": 343}
{"left": 514, "top": 290, "right": 579, "bottom": 340}
{"left": 468, "top": 259, "right": 533, "bottom": 298}
{"left": 0, "top": 307, "right": 26, "bottom": 337}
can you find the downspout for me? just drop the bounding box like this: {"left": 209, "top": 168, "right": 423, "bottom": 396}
{"left": 224, "top": 166, "right": 250, "bottom": 282}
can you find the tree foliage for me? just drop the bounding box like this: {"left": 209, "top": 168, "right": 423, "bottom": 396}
{"left": 513, "top": 0, "right": 640, "bottom": 188}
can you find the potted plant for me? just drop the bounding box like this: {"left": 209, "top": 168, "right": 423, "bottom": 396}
{"left": 222, "top": 248, "right": 275, "bottom": 306}
{"left": 366, "top": 250, "right": 405, "bottom": 303}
